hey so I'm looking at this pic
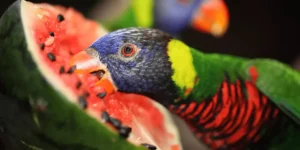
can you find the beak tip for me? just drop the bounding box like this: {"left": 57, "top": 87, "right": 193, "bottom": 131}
{"left": 211, "top": 23, "right": 228, "bottom": 37}
{"left": 95, "top": 79, "right": 116, "bottom": 94}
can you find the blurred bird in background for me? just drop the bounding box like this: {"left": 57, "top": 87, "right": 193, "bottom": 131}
{"left": 293, "top": 55, "right": 300, "bottom": 71}
{"left": 89, "top": 0, "right": 229, "bottom": 37}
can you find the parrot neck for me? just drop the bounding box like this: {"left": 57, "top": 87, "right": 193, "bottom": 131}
{"left": 186, "top": 48, "right": 248, "bottom": 103}
{"left": 167, "top": 39, "right": 198, "bottom": 100}
{"left": 167, "top": 39, "right": 248, "bottom": 104}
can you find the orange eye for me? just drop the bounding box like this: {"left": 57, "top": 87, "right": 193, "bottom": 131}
{"left": 121, "top": 44, "right": 136, "bottom": 57}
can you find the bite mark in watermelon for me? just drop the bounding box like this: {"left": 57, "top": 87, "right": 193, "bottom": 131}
{"left": 0, "top": 0, "right": 182, "bottom": 150}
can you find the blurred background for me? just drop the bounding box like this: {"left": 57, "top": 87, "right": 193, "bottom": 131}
{"left": 1, "top": 0, "right": 299, "bottom": 67}
{"left": 1, "top": 0, "right": 299, "bottom": 149}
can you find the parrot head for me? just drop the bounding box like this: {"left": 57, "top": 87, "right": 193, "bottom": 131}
{"left": 70, "top": 28, "right": 182, "bottom": 106}
{"left": 154, "top": 0, "right": 229, "bottom": 37}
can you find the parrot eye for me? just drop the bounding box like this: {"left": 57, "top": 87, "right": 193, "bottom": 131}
{"left": 121, "top": 43, "right": 136, "bottom": 57}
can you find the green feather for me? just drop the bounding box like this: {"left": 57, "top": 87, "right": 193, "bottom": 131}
{"left": 242, "top": 59, "right": 300, "bottom": 123}
{"left": 168, "top": 41, "right": 300, "bottom": 148}
{"left": 184, "top": 49, "right": 248, "bottom": 103}
{"left": 170, "top": 41, "right": 300, "bottom": 123}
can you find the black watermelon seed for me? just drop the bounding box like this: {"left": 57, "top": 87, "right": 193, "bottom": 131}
{"left": 118, "top": 126, "right": 132, "bottom": 138}
{"left": 57, "top": 14, "right": 65, "bottom": 22}
{"left": 40, "top": 43, "right": 45, "bottom": 50}
{"left": 76, "top": 81, "right": 82, "bottom": 89}
{"left": 78, "top": 96, "right": 87, "bottom": 109}
{"left": 84, "top": 92, "right": 90, "bottom": 97}
{"left": 141, "top": 143, "right": 157, "bottom": 150}
{"left": 67, "top": 66, "right": 76, "bottom": 74}
{"left": 97, "top": 92, "right": 106, "bottom": 99}
{"left": 59, "top": 66, "right": 65, "bottom": 74}
{"left": 47, "top": 53, "right": 56, "bottom": 61}
{"left": 49, "top": 32, "right": 55, "bottom": 37}
{"left": 110, "top": 117, "right": 121, "bottom": 129}
{"left": 101, "top": 111, "right": 110, "bottom": 122}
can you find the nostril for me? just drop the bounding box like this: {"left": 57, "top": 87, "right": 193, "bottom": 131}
{"left": 91, "top": 70, "right": 105, "bottom": 80}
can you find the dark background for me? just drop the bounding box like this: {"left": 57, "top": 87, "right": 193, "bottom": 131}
{"left": 1, "top": 0, "right": 299, "bottom": 64}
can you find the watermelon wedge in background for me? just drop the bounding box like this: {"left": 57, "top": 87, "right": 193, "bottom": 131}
{"left": 0, "top": 0, "right": 182, "bottom": 150}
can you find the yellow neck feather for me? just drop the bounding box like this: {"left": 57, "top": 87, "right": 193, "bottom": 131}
{"left": 167, "top": 39, "right": 197, "bottom": 94}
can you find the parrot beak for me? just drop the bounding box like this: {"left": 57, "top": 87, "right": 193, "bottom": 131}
{"left": 191, "top": 0, "right": 229, "bottom": 37}
{"left": 69, "top": 48, "right": 117, "bottom": 94}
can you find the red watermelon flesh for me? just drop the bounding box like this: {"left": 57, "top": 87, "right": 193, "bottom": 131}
{"left": 21, "top": 1, "right": 181, "bottom": 150}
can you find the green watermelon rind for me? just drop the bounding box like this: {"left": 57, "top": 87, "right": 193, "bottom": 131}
{"left": 0, "top": 1, "right": 145, "bottom": 150}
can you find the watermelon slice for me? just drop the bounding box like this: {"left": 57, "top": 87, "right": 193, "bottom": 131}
{"left": 0, "top": 0, "right": 181, "bottom": 150}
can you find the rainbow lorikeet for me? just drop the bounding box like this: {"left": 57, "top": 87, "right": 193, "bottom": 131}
{"left": 89, "top": 0, "right": 229, "bottom": 37}
{"left": 70, "top": 28, "right": 300, "bottom": 149}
